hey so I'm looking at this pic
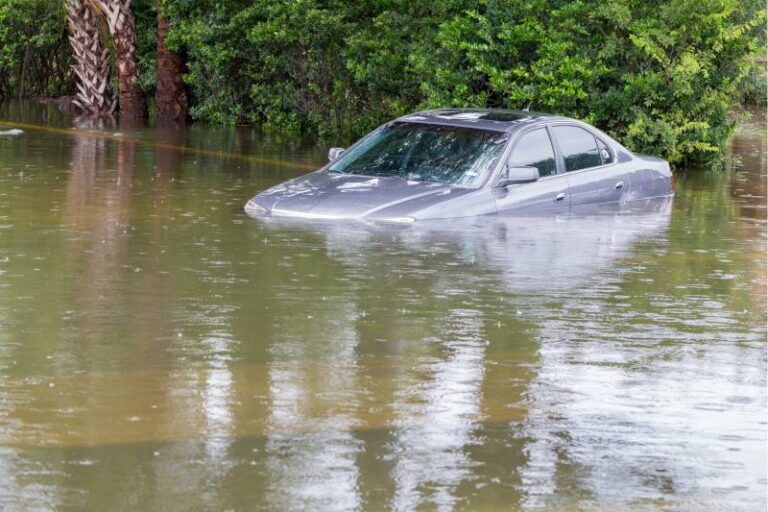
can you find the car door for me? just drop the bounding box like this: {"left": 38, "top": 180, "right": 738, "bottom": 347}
{"left": 493, "top": 127, "right": 569, "bottom": 215}
{"left": 550, "top": 125, "right": 629, "bottom": 210}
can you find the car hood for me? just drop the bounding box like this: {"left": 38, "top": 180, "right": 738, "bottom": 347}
{"left": 253, "top": 171, "right": 467, "bottom": 219}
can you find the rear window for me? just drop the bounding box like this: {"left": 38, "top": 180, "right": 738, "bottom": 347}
{"left": 552, "top": 126, "right": 602, "bottom": 172}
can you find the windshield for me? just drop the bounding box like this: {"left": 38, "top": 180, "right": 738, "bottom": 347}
{"left": 328, "top": 122, "right": 507, "bottom": 187}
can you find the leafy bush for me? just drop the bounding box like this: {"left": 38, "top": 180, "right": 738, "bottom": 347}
{"left": 740, "top": 55, "right": 767, "bottom": 107}
{"left": 133, "top": 0, "right": 160, "bottom": 104}
{"left": 0, "top": 0, "right": 72, "bottom": 99}
{"left": 411, "top": 0, "right": 766, "bottom": 164}
{"left": 163, "top": 0, "right": 764, "bottom": 164}
{"left": 1, "top": 0, "right": 764, "bottom": 165}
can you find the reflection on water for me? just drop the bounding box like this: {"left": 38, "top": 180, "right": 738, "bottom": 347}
{"left": 0, "top": 102, "right": 764, "bottom": 510}
{"left": 390, "top": 308, "right": 486, "bottom": 511}
{"left": 265, "top": 276, "right": 363, "bottom": 511}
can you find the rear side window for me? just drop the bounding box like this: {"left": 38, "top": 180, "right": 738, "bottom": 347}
{"left": 507, "top": 129, "right": 557, "bottom": 177}
{"left": 552, "top": 126, "right": 602, "bottom": 172}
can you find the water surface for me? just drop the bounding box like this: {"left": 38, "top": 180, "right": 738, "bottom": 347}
{"left": 0, "top": 102, "right": 765, "bottom": 511}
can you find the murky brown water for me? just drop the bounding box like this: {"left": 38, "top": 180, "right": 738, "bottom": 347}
{"left": 0, "top": 101, "right": 765, "bottom": 511}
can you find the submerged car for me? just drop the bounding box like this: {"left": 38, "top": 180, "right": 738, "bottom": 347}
{"left": 244, "top": 109, "right": 674, "bottom": 222}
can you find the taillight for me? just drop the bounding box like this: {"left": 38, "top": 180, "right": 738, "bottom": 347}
{"left": 670, "top": 174, "right": 675, "bottom": 192}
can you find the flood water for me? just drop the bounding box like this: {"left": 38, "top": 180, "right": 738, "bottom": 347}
{"left": 0, "top": 101, "right": 765, "bottom": 511}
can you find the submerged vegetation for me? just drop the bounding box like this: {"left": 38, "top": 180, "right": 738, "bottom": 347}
{"left": 0, "top": 0, "right": 764, "bottom": 164}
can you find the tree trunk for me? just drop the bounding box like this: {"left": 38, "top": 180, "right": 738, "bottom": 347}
{"left": 155, "top": 9, "right": 188, "bottom": 122}
{"left": 65, "top": 0, "right": 115, "bottom": 116}
{"left": 18, "top": 43, "right": 32, "bottom": 100}
{"left": 93, "top": 0, "right": 147, "bottom": 119}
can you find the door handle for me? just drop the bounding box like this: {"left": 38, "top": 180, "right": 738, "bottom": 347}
{"left": 614, "top": 181, "right": 625, "bottom": 190}
{"left": 554, "top": 192, "right": 566, "bottom": 202}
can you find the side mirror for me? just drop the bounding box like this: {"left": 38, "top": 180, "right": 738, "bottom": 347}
{"left": 328, "top": 147, "right": 345, "bottom": 162}
{"left": 498, "top": 165, "right": 540, "bottom": 187}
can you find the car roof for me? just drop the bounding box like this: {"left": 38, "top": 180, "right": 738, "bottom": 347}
{"left": 396, "top": 108, "right": 570, "bottom": 133}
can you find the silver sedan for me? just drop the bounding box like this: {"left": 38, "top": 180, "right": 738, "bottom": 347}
{"left": 245, "top": 109, "right": 674, "bottom": 223}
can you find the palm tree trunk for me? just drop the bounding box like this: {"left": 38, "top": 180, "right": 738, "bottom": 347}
{"left": 156, "top": 6, "right": 188, "bottom": 122}
{"left": 65, "top": 0, "right": 115, "bottom": 116}
{"left": 92, "top": 0, "right": 146, "bottom": 119}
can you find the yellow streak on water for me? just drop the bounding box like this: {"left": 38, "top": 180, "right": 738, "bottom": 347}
{"left": 0, "top": 119, "right": 318, "bottom": 171}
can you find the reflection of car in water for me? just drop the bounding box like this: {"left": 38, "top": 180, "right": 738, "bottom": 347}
{"left": 249, "top": 199, "right": 673, "bottom": 509}
{"left": 254, "top": 197, "right": 672, "bottom": 293}
{"left": 245, "top": 109, "right": 674, "bottom": 222}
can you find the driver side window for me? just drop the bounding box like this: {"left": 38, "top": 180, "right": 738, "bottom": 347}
{"left": 508, "top": 129, "right": 557, "bottom": 177}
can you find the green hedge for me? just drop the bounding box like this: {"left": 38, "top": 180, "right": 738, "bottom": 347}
{"left": 0, "top": 0, "right": 763, "bottom": 165}
{"left": 0, "top": 0, "right": 72, "bottom": 99}
{"left": 164, "top": 0, "right": 765, "bottom": 165}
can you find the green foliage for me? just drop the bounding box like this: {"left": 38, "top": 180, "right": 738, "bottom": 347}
{"left": 741, "top": 59, "right": 767, "bottom": 107}
{"left": 1, "top": 0, "right": 764, "bottom": 164}
{"left": 0, "top": 0, "right": 158, "bottom": 104}
{"left": 0, "top": 0, "right": 72, "bottom": 99}
{"left": 133, "top": 0, "right": 159, "bottom": 102}
{"left": 161, "top": 0, "right": 764, "bottom": 164}
{"left": 409, "top": 0, "right": 765, "bottom": 164}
